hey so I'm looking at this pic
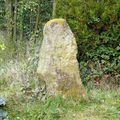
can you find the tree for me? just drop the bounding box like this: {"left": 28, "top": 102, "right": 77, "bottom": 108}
{"left": 13, "top": 0, "right": 18, "bottom": 42}
{"left": 5, "top": 0, "right": 14, "bottom": 42}
{"left": 52, "top": 0, "right": 56, "bottom": 18}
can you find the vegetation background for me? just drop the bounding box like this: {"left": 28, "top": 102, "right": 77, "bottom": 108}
{"left": 0, "top": 0, "right": 120, "bottom": 119}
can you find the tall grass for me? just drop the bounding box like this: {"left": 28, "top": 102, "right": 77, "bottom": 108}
{"left": 0, "top": 32, "right": 43, "bottom": 99}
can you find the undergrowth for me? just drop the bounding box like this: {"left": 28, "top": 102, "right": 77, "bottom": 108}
{"left": 0, "top": 29, "right": 120, "bottom": 120}
{"left": 2, "top": 87, "right": 119, "bottom": 120}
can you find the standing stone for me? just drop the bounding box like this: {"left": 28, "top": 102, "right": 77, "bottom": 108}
{"left": 37, "top": 19, "right": 86, "bottom": 99}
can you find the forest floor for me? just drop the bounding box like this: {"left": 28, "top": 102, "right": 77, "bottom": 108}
{"left": 0, "top": 85, "right": 120, "bottom": 120}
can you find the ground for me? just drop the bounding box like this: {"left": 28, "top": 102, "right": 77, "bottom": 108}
{"left": 0, "top": 85, "right": 120, "bottom": 120}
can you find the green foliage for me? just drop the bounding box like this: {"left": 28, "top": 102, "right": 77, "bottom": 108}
{"left": 0, "top": 43, "right": 5, "bottom": 51}
{"left": 5, "top": 88, "right": 120, "bottom": 120}
{"left": 38, "top": 96, "right": 65, "bottom": 119}
{"left": 17, "top": 0, "right": 52, "bottom": 40}
{"left": 0, "top": 0, "right": 52, "bottom": 40}
{"left": 0, "top": 0, "right": 5, "bottom": 29}
{"left": 56, "top": 0, "right": 120, "bottom": 84}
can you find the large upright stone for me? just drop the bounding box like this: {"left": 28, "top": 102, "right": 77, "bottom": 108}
{"left": 37, "top": 19, "right": 86, "bottom": 99}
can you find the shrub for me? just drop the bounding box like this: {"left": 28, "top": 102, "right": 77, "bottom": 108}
{"left": 56, "top": 0, "right": 120, "bottom": 84}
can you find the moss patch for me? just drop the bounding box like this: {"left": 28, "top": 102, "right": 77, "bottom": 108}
{"left": 45, "top": 18, "right": 65, "bottom": 28}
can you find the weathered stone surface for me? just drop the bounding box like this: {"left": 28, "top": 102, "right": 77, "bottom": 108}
{"left": 37, "top": 19, "right": 86, "bottom": 99}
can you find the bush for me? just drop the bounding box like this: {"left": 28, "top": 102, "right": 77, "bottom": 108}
{"left": 56, "top": 0, "right": 120, "bottom": 84}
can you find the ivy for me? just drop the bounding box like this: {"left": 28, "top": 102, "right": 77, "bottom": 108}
{"left": 56, "top": 0, "right": 120, "bottom": 84}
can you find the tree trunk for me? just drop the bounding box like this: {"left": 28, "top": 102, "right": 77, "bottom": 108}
{"left": 52, "top": 0, "right": 56, "bottom": 18}
{"left": 20, "top": 3, "right": 24, "bottom": 41}
{"left": 5, "top": 0, "right": 13, "bottom": 41}
{"left": 34, "top": 0, "right": 40, "bottom": 33}
{"left": 13, "top": 0, "right": 17, "bottom": 42}
{"left": 20, "top": 18, "right": 24, "bottom": 41}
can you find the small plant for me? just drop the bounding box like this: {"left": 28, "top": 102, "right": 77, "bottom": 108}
{"left": 0, "top": 43, "right": 5, "bottom": 51}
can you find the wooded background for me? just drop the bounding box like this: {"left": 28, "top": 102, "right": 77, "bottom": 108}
{"left": 0, "top": 0, "right": 120, "bottom": 85}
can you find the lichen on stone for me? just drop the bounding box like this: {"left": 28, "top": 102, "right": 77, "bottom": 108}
{"left": 45, "top": 18, "right": 65, "bottom": 28}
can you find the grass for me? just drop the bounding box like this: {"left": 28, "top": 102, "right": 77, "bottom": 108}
{"left": 1, "top": 86, "right": 120, "bottom": 120}
{"left": 0, "top": 60, "right": 119, "bottom": 120}
{"left": 0, "top": 58, "right": 119, "bottom": 120}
